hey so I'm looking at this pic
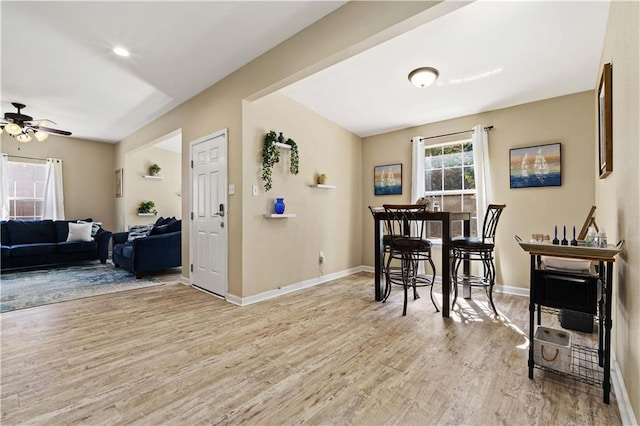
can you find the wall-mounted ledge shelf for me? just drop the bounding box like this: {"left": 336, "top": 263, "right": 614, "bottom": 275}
{"left": 309, "top": 184, "right": 336, "bottom": 189}
{"left": 264, "top": 213, "right": 296, "bottom": 218}
{"left": 274, "top": 142, "right": 291, "bottom": 150}
{"left": 143, "top": 175, "right": 164, "bottom": 180}
{"left": 137, "top": 213, "right": 156, "bottom": 216}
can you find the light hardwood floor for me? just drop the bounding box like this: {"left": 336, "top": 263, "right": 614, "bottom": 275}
{"left": 1, "top": 272, "right": 622, "bottom": 425}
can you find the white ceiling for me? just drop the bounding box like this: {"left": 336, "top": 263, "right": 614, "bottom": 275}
{"left": 1, "top": 1, "right": 345, "bottom": 143}
{"left": 1, "top": 1, "right": 610, "bottom": 144}
{"left": 281, "top": 0, "right": 611, "bottom": 137}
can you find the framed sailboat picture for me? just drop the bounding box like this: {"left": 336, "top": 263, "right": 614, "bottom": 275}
{"left": 509, "top": 143, "right": 561, "bottom": 188}
{"left": 374, "top": 163, "right": 402, "bottom": 195}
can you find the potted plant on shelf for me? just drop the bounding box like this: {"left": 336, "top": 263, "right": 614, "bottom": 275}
{"left": 149, "top": 163, "right": 161, "bottom": 176}
{"left": 137, "top": 200, "right": 158, "bottom": 215}
{"left": 261, "top": 130, "right": 299, "bottom": 191}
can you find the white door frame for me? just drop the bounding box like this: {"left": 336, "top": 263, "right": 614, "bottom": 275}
{"left": 189, "top": 128, "right": 228, "bottom": 297}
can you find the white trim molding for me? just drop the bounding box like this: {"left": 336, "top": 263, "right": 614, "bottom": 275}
{"left": 224, "top": 266, "right": 366, "bottom": 307}
{"left": 611, "top": 354, "right": 638, "bottom": 426}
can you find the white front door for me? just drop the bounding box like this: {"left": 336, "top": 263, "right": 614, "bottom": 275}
{"left": 190, "top": 129, "right": 228, "bottom": 296}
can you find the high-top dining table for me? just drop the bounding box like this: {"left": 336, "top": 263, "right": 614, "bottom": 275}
{"left": 370, "top": 207, "right": 471, "bottom": 318}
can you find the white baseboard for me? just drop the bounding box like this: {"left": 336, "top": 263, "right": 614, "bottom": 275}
{"left": 224, "top": 266, "right": 367, "bottom": 307}
{"left": 612, "top": 354, "right": 638, "bottom": 426}
{"left": 179, "top": 276, "right": 190, "bottom": 286}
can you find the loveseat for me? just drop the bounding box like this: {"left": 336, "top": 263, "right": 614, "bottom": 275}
{"left": 1, "top": 219, "right": 112, "bottom": 270}
{"left": 112, "top": 217, "right": 181, "bottom": 278}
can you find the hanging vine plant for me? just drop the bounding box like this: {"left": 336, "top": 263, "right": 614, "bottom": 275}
{"left": 261, "top": 131, "right": 299, "bottom": 191}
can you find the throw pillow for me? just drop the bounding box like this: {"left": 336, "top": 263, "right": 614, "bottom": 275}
{"left": 127, "top": 224, "right": 154, "bottom": 242}
{"left": 66, "top": 222, "right": 93, "bottom": 242}
{"left": 149, "top": 224, "right": 170, "bottom": 235}
{"left": 166, "top": 219, "right": 181, "bottom": 233}
{"left": 78, "top": 220, "right": 102, "bottom": 237}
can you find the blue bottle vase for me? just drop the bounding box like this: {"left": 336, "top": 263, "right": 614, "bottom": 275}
{"left": 274, "top": 198, "right": 285, "bottom": 214}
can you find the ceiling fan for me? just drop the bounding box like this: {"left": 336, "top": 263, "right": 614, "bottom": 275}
{"left": 1, "top": 102, "right": 72, "bottom": 143}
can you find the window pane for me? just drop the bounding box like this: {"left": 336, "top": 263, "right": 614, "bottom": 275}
{"left": 463, "top": 150, "right": 474, "bottom": 166}
{"left": 35, "top": 181, "right": 46, "bottom": 198}
{"left": 426, "top": 169, "right": 442, "bottom": 191}
{"left": 463, "top": 193, "right": 478, "bottom": 238}
{"left": 15, "top": 200, "right": 35, "bottom": 218}
{"left": 426, "top": 147, "right": 442, "bottom": 168}
{"left": 442, "top": 144, "right": 462, "bottom": 167}
{"left": 443, "top": 167, "right": 462, "bottom": 191}
{"left": 464, "top": 166, "right": 475, "bottom": 190}
{"left": 15, "top": 181, "right": 35, "bottom": 197}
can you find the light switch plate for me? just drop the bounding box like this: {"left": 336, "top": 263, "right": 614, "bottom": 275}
{"left": 252, "top": 185, "right": 259, "bottom": 196}
{"left": 228, "top": 184, "right": 235, "bottom": 195}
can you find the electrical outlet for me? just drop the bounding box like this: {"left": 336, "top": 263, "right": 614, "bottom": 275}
{"left": 319, "top": 251, "right": 325, "bottom": 264}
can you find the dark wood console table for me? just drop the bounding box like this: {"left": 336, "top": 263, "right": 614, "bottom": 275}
{"left": 370, "top": 208, "right": 471, "bottom": 318}
{"left": 518, "top": 240, "right": 623, "bottom": 404}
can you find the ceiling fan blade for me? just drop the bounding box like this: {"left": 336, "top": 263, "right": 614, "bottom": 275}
{"left": 26, "top": 119, "right": 58, "bottom": 127}
{"left": 31, "top": 125, "right": 72, "bottom": 136}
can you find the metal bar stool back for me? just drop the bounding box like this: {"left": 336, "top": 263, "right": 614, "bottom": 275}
{"left": 451, "top": 204, "right": 506, "bottom": 315}
{"left": 382, "top": 204, "right": 438, "bottom": 316}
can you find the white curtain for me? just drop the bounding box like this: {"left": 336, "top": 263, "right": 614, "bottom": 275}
{"left": 42, "top": 158, "right": 65, "bottom": 220}
{"left": 411, "top": 136, "right": 425, "bottom": 203}
{"left": 1, "top": 154, "right": 9, "bottom": 220}
{"left": 472, "top": 125, "right": 491, "bottom": 236}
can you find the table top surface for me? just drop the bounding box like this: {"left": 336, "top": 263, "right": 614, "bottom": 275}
{"left": 517, "top": 240, "right": 623, "bottom": 261}
{"left": 369, "top": 207, "right": 471, "bottom": 220}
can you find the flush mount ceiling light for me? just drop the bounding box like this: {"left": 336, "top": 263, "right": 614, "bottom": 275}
{"left": 408, "top": 67, "right": 440, "bottom": 88}
{"left": 112, "top": 46, "right": 130, "bottom": 57}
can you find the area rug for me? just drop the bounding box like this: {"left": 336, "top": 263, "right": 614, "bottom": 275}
{"left": 0, "top": 262, "right": 162, "bottom": 313}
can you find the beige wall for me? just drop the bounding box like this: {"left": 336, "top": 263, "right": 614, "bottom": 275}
{"left": 362, "top": 91, "right": 596, "bottom": 290}
{"left": 598, "top": 1, "right": 640, "bottom": 420}
{"left": 242, "top": 92, "right": 362, "bottom": 297}
{"left": 125, "top": 146, "right": 181, "bottom": 230}
{"left": 115, "top": 1, "right": 444, "bottom": 294}
{"left": 1, "top": 133, "right": 116, "bottom": 232}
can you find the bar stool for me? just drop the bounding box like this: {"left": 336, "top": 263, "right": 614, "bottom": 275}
{"left": 382, "top": 204, "right": 437, "bottom": 316}
{"left": 451, "top": 204, "right": 506, "bottom": 315}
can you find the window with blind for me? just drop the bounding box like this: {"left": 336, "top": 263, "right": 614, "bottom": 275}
{"left": 424, "top": 140, "right": 478, "bottom": 239}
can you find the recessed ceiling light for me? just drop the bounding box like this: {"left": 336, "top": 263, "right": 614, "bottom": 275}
{"left": 408, "top": 67, "right": 439, "bottom": 88}
{"left": 113, "top": 46, "right": 130, "bottom": 57}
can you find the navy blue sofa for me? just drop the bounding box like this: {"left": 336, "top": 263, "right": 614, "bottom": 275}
{"left": 111, "top": 219, "right": 181, "bottom": 278}
{"left": 1, "top": 219, "right": 112, "bottom": 270}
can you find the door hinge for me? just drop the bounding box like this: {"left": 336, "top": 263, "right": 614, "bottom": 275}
{"left": 190, "top": 212, "right": 194, "bottom": 220}
{"left": 190, "top": 264, "right": 193, "bottom": 272}
{"left": 191, "top": 160, "right": 194, "bottom": 168}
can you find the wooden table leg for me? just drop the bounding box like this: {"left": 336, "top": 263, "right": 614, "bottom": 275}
{"left": 374, "top": 217, "right": 382, "bottom": 301}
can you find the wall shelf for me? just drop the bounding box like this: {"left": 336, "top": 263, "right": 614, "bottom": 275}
{"left": 264, "top": 213, "right": 296, "bottom": 218}
{"left": 309, "top": 184, "right": 336, "bottom": 189}
{"left": 143, "top": 175, "right": 164, "bottom": 180}
{"left": 137, "top": 213, "right": 156, "bottom": 216}
{"left": 274, "top": 142, "right": 291, "bottom": 150}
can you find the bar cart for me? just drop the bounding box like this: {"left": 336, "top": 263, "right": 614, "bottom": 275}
{"left": 517, "top": 237, "right": 623, "bottom": 404}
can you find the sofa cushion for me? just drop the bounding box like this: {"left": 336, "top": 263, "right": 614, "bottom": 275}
{"left": 6, "top": 220, "right": 56, "bottom": 245}
{"left": 67, "top": 222, "right": 93, "bottom": 242}
{"left": 119, "top": 244, "right": 134, "bottom": 259}
{"left": 1, "top": 222, "right": 10, "bottom": 246}
{"left": 113, "top": 243, "right": 134, "bottom": 258}
{"left": 10, "top": 243, "right": 57, "bottom": 257}
{"left": 1, "top": 245, "right": 10, "bottom": 258}
{"left": 57, "top": 240, "right": 98, "bottom": 254}
{"left": 149, "top": 224, "right": 170, "bottom": 236}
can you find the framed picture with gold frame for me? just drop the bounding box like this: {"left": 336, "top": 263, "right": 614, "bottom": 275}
{"left": 115, "top": 168, "right": 123, "bottom": 198}
{"left": 598, "top": 63, "right": 612, "bottom": 179}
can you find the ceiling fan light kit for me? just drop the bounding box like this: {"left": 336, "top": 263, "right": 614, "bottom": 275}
{"left": 1, "top": 102, "right": 71, "bottom": 144}
{"left": 408, "top": 67, "right": 440, "bottom": 88}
